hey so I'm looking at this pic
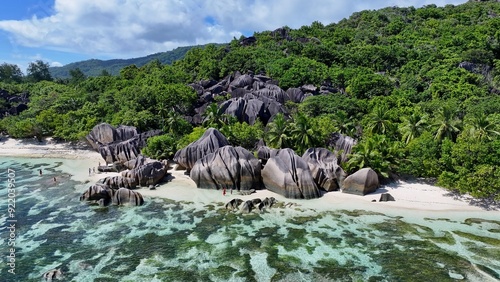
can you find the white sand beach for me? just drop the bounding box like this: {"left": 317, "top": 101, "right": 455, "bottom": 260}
{"left": 1, "top": 137, "right": 499, "bottom": 217}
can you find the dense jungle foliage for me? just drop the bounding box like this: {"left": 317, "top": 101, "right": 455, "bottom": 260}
{"left": 1, "top": 0, "right": 500, "bottom": 200}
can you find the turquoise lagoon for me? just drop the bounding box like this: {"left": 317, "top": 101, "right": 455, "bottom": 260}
{"left": 0, "top": 157, "right": 499, "bottom": 282}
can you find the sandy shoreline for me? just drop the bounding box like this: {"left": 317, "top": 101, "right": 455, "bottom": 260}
{"left": 1, "top": 137, "right": 498, "bottom": 217}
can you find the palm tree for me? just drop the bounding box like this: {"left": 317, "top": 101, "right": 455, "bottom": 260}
{"left": 289, "top": 112, "right": 318, "bottom": 154}
{"left": 431, "top": 106, "right": 462, "bottom": 142}
{"left": 332, "top": 111, "right": 356, "bottom": 136}
{"left": 399, "top": 112, "right": 428, "bottom": 144}
{"left": 202, "top": 103, "right": 224, "bottom": 129}
{"left": 366, "top": 105, "right": 394, "bottom": 135}
{"left": 467, "top": 113, "right": 500, "bottom": 142}
{"left": 266, "top": 113, "right": 290, "bottom": 149}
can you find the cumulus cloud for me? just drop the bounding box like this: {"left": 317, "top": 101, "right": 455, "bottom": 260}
{"left": 0, "top": 0, "right": 466, "bottom": 59}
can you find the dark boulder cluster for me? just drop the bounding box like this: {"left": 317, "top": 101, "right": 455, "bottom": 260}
{"left": 175, "top": 128, "right": 379, "bottom": 200}
{"left": 79, "top": 184, "right": 144, "bottom": 206}
{"left": 81, "top": 123, "right": 170, "bottom": 207}
{"left": 0, "top": 89, "right": 29, "bottom": 118}
{"left": 187, "top": 71, "right": 339, "bottom": 126}
{"left": 225, "top": 197, "right": 277, "bottom": 213}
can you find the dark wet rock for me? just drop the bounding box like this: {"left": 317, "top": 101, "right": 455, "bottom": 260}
{"left": 190, "top": 146, "right": 262, "bottom": 191}
{"left": 229, "top": 74, "right": 254, "bottom": 90}
{"left": 173, "top": 128, "right": 230, "bottom": 171}
{"left": 225, "top": 198, "right": 244, "bottom": 210}
{"left": 262, "top": 148, "right": 321, "bottom": 199}
{"left": 342, "top": 168, "right": 379, "bottom": 196}
{"left": 240, "top": 200, "right": 254, "bottom": 213}
{"left": 302, "top": 148, "right": 346, "bottom": 191}
{"left": 258, "top": 197, "right": 277, "bottom": 211}
{"left": 79, "top": 184, "right": 111, "bottom": 202}
{"left": 379, "top": 193, "right": 395, "bottom": 202}
{"left": 111, "top": 188, "right": 144, "bottom": 206}
{"left": 42, "top": 268, "right": 64, "bottom": 281}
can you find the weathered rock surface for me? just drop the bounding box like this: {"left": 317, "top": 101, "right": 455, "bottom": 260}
{"left": 190, "top": 146, "right": 262, "bottom": 191}
{"left": 98, "top": 175, "right": 138, "bottom": 189}
{"left": 261, "top": 148, "right": 321, "bottom": 199}
{"left": 327, "top": 132, "right": 357, "bottom": 164}
{"left": 302, "top": 148, "right": 346, "bottom": 191}
{"left": 79, "top": 184, "right": 144, "bottom": 206}
{"left": 173, "top": 128, "right": 230, "bottom": 171}
{"left": 111, "top": 188, "right": 144, "bottom": 206}
{"left": 342, "top": 168, "right": 379, "bottom": 196}
{"left": 87, "top": 123, "right": 161, "bottom": 164}
{"left": 121, "top": 161, "right": 168, "bottom": 186}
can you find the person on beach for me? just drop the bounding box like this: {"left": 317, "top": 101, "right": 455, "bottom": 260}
{"left": 53, "top": 177, "right": 57, "bottom": 182}
{"left": 89, "top": 168, "right": 91, "bottom": 176}
{"left": 93, "top": 167, "right": 96, "bottom": 174}
{"left": 223, "top": 187, "right": 226, "bottom": 196}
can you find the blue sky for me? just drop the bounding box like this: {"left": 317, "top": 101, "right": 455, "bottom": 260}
{"left": 0, "top": 0, "right": 467, "bottom": 73}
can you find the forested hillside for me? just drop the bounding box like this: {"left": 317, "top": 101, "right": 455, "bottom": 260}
{"left": 48, "top": 45, "right": 215, "bottom": 78}
{"left": 1, "top": 0, "right": 500, "bottom": 200}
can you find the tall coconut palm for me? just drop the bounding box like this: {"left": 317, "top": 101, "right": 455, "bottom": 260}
{"left": 266, "top": 113, "right": 290, "bottom": 149}
{"left": 399, "top": 112, "right": 428, "bottom": 144}
{"left": 366, "top": 105, "right": 394, "bottom": 136}
{"left": 289, "top": 112, "right": 318, "bottom": 154}
{"left": 467, "top": 113, "right": 500, "bottom": 141}
{"left": 431, "top": 106, "right": 462, "bottom": 142}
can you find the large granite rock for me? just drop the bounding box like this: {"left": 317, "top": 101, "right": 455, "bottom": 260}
{"left": 342, "top": 168, "right": 379, "bottom": 195}
{"left": 86, "top": 123, "right": 161, "bottom": 164}
{"left": 190, "top": 146, "right": 262, "bottom": 191}
{"left": 327, "top": 132, "right": 357, "bottom": 164}
{"left": 121, "top": 161, "right": 168, "bottom": 186}
{"left": 302, "top": 148, "right": 346, "bottom": 192}
{"left": 261, "top": 148, "right": 320, "bottom": 199}
{"left": 173, "top": 128, "right": 230, "bottom": 171}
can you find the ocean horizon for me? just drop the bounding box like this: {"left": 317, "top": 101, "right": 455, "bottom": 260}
{"left": 1, "top": 156, "right": 499, "bottom": 282}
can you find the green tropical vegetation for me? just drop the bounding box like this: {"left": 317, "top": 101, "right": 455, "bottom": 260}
{"left": 1, "top": 0, "right": 500, "bottom": 200}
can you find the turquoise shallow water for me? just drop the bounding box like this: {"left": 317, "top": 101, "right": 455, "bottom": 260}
{"left": 0, "top": 157, "right": 499, "bottom": 282}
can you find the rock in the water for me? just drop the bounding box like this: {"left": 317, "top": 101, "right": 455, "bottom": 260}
{"left": 42, "top": 268, "right": 64, "bottom": 281}
{"left": 262, "top": 148, "right": 321, "bottom": 199}
{"left": 302, "top": 148, "right": 346, "bottom": 192}
{"left": 342, "top": 168, "right": 379, "bottom": 196}
{"left": 225, "top": 198, "right": 244, "bottom": 210}
{"left": 379, "top": 193, "right": 395, "bottom": 202}
{"left": 240, "top": 200, "right": 254, "bottom": 213}
{"left": 98, "top": 175, "right": 138, "bottom": 189}
{"left": 111, "top": 188, "right": 144, "bottom": 206}
{"left": 190, "top": 145, "right": 262, "bottom": 191}
{"left": 173, "top": 128, "right": 230, "bottom": 171}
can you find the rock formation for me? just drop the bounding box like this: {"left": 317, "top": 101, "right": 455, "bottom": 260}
{"left": 342, "top": 168, "right": 379, "bottom": 196}
{"left": 86, "top": 123, "right": 161, "bottom": 164}
{"left": 302, "top": 148, "right": 346, "bottom": 191}
{"left": 190, "top": 146, "right": 262, "bottom": 191}
{"left": 173, "top": 128, "right": 230, "bottom": 171}
{"left": 121, "top": 161, "right": 168, "bottom": 186}
{"left": 261, "top": 148, "right": 321, "bottom": 199}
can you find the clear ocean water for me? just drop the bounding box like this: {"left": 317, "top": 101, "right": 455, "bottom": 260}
{"left": 0, "top": 157, "right": 499, "bottom": 282}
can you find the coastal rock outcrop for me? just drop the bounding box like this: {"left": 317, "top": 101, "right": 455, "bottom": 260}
{"left": 302, "top": 148, "right": 346, "bottom": 191}
{"left": 86, "top": 123, "right": 161, "bottom": 164}
{"left": 342, "top": 168, "right": 379, "bottom": 196}
{"left": 261, "top": 148, "right": 321, "bottom": 199}
{"left": 79, "top": 184, "right": 144, "bottom": 206}
{"left": 327, "top": 132, "right": 357, "bottom": 164}
{"left": 121, "top": 161, "right": 168, "bottom": 186}
{"left": 190, "top": 146, "right": 262, "bottom": 191}
{"left": 173, "top": 128, "right": 229, "bottom": 171}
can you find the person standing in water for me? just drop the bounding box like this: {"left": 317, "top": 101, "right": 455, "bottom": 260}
{"left": 39, "top": 169, "right": 42, "bottom": 176}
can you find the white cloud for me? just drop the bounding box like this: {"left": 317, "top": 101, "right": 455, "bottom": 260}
{"left": 0, "top": 0, "right": 467, "bottom": 59}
